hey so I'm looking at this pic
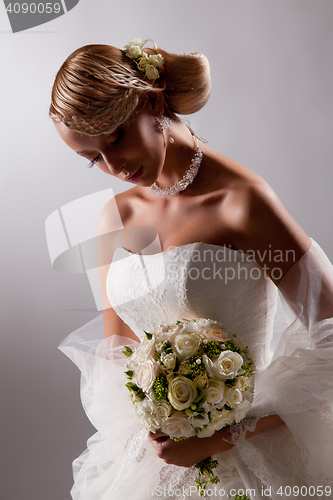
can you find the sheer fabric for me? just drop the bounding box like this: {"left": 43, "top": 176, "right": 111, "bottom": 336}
{"left": 59, "top": 239, "right": 333, "bottom": 499}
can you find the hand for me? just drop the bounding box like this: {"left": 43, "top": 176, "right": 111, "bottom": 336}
{"left": 147, "top": 428, "right": 234, "bottom": 467}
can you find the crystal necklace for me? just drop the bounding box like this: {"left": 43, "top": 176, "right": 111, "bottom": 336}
{"left": 150, "top": 136, "right": 203, "bottom": 196}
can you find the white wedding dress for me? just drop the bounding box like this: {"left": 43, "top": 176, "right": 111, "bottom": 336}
{"left": 60, "top": 240, "right": 333, "bottom": 500}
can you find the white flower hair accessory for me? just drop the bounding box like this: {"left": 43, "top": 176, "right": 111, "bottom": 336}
{"left": 124, "top": 38, "right": 164, "bottom": 82}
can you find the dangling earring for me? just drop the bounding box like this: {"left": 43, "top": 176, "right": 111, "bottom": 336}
{"left": 157, "top": 113, "right": 174, "bottom": 144}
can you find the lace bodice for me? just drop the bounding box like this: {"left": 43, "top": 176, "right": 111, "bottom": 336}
{"left": 106, "top": 242, "right": 277, "bottom": 371}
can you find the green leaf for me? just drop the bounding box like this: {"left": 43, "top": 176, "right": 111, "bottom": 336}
{"left": 125, "top": 382, "right": 145, "bottom": 400}
{"left": 143, "top": 330, "right": 153, "bottom": 340}
{"left": 124, "top": 370, "right": 134, "bottom": 379}
{"left": 122, "top": 346, "right": 133, "bottom": 357}
{"left": 163, "top": 340, "right": 172, "bottom": 354}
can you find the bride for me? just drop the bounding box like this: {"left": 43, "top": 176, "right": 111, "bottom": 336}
{"left": 50, "top": 39, "right": 333, "bottom": 499}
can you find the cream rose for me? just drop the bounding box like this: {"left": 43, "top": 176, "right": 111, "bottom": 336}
{"left": 188, "top": 413, "right": 210, "bottom": 429}
{"left": 126, "top": 353, "right": 139, "bottom": 372}
{"left": 125, "top": 40, "right": 142, "bottom": 59}
{"left": 145, "top": 65, "right": 160, "bottom": 81}
{"left": 168, "top": 375, "right": 198, "bottom": 410}
{"left": 140, "top": 413, "right": 160, "bottom": 432}
{"left": 203, "top": 350, "right": 244, "bottom": 381}
{"left": 224, "top": 386, "right": 244, "bottom": 407}
{"left": 136, "top": 339, "right": 154, "bottom": 361}
{"left": 234, "top": 399, "right": 252, "bottom": 423}
{"left": 135, "top": 360, "right": 158, "bottom": 391}
{"left": 204, "top": 381, "right": 226, "bottom": 405}
{"left": 153, "top": 401, "right": 172, "bottom": 423}
{"left": 149, "top": 54, "right": 164, "bottom": 67}
{"left": 160, "top": 352, "right": 177, "bottom": 371}
{"left": 211, "top": 408, "right": 235, "bottom": 431}
{"left": 161, "top": 412, "right": 196, "bottom": 439}
{"left": 235, "top": 375, "right": 254, "bottom": 391}
{"left": 137, "top": 52, "right": 150, "bottom": 71}
{"left": 183, "top": 322, "right": 199, "bottom": 334}
{"left": 174, "top": 333, "right": 200, "bottom": 360}
{"left": 193, "top": 372, "right": 209, "bottom": 390}
{"left": 196, "top": 425, "right": 215, "bottom": 438}
{"left": 200, "top": 327, "right": 231, "bottom": 342}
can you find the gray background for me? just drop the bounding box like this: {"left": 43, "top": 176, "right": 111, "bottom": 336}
{"left": 1, "top": 1, "right": 332, "bottom": 498}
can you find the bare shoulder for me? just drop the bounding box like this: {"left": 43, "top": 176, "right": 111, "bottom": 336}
{"left": 212, "top": 155, "right": 311, "bottom": 283}
{"left": 98, "top": 187, "right": 137, "bottom": 234}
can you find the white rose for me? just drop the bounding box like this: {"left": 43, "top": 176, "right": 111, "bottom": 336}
{"left": 233, "top": 399, "right": 252, "bottom": 423}
{"left": 168, "top": 375, "right": 198, "bottom": 410}
{"left": 145, "top": 64, "right": 160, "bottom": 81}
{"left": 160, "top": 352, "right": 177, "bottom": 371}
{"left": 199, "top": 327, "right": 231, "bottom": 342}
{"left": 193, "top": 372, "right": 209, "bottom": 390}
{"left": 128, "top": 391, "right": 138, "bottom": 408}
{"left": 141, "top": 414, "right": 160, "bottom": 432}
{"left": 203, "top": 381, "right": 226, "bottom": 405}
{"left": 188, "top": 413, "right": 210, "bottom": 429}
{"left": 235, "top": 375, "right": 254, "bottom": 392}
{"left": 155, "top": 341, "right": 164, "bottom": 353}
{"left": 126, "top": 352, "right": 139, "bottom": 371}
{"left": 203, "top": 351, "right": 244, "bottom": 381}
{"left": 211, "top": 408, "right": 235, "bottom": 431}
{"left": 149, "top": 54, "right": 164, "bottom": 67}
{"left": 154, "top": 401, "right": 172, "bottom": 423}
{"left": 174, "top": 333, "right": 201, "bottom": 361}
{"left": 154, "top": 324, "right": 180, "bottom": 341}
{"left": 161, "top": 412, "right": 196, "bottom": 439}
{"left": 137, "top": 52, "right": 150, "bottom": 71}
{"left": 135, "top": 360, "right": 158, "bottom": 391}
{"left": 178, "top": 360, "right": 191, "bottom": 376}
{"left": 142, "top": 397, "right": 156, "bottom": 413}
{"left": 136, "top": 339, "right": 154, "bottom": 361}
{"left": 125, "top": 40, "right": 143, "bottom": 59}
{"left": 224, "top": 386, "right": 244, "bottom": 407}
{"left": 183, "top": 322, "right": 199, "bottom": 334}
{"left": 196, "top": 425, "right": 215, "bottom": 438}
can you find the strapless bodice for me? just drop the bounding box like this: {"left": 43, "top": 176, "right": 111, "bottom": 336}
{"left": 106, "top": 242, "right": 277, "bottom": 371}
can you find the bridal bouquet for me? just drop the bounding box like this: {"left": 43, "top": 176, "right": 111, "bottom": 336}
{"left": 123, "top": 318, "right": 255, "bottom": 495}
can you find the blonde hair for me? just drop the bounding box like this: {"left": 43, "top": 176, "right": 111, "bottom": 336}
{"left": 49, "top": 41, "right": 211, "bottom": 135}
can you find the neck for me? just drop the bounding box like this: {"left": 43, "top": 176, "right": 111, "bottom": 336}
{"left": 156, "top": 121, "right": 201, "bottom": 188}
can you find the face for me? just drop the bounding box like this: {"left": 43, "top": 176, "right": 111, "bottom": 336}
{"left": 55, "top": 104, "right": 166, "bottom": 186}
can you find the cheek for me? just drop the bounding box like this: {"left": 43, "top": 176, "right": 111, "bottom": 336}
{"left": 97, "top": 164, "right": 112, "bottom": 175}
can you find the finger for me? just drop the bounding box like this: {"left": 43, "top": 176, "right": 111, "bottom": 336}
{"left": 148, "top": 430, "right": 168, "bottom": 441}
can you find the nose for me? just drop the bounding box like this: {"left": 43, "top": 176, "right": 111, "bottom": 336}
{"left": 103, "top": 154, "right": 126, "bottom": 177}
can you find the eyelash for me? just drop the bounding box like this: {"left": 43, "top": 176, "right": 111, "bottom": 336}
{"left": 87, "top": 154, "right": 100, "bottom": 169}
{"left": 86, "top": 129, "right": 124, "bottom": 168}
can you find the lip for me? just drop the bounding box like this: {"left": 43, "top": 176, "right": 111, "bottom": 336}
{"left": 128, "top": 166, "right": 143, "bottom": 183}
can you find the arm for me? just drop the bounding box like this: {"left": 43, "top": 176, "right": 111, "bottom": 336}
{"left": 98, "top": 196, "right": 139, "bottom": 341}
{"left": 148, "top": 414, "right": 285, "bottom": 467}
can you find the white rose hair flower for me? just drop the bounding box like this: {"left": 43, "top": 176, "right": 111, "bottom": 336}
{"left": 124, "top": 38, "right": 165, "bottom": 82}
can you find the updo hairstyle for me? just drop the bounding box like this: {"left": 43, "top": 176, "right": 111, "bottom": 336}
{"left": 49, "top": 40, "right": 211, "bottom": 135}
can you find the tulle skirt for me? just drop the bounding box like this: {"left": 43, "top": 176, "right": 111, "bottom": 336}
{"left": 59, "top": 240, "right": 333, "bottom": 499}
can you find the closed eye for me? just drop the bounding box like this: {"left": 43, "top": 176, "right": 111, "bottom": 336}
{"left": 87, "top": 154, "right": 101, "bottom": 169}
{"left": 86, "top": 129, "right": 124, "bottom": 168}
